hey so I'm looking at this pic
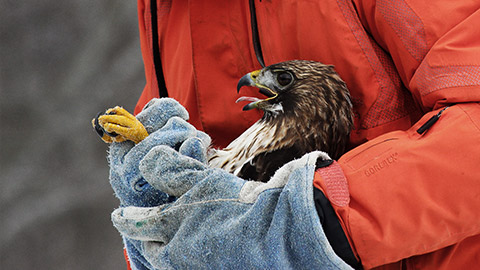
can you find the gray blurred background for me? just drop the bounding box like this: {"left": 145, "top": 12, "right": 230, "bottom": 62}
{"left": 1, "top": 1, "right": 145, "bottom": 269}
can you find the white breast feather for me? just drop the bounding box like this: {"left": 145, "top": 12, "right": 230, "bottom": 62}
{"left": 208, "top": 121, "right": 277, "bottom": 175}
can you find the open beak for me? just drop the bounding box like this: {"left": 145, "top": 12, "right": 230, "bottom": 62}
{"left": 236, "top": 70, "right": 278, "bottom": 111}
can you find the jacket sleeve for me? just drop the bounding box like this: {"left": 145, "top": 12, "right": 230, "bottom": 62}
{"left": 318, "top": 2, "right": 480, "bottom": 268}
{"left": 315, "top": 104, "right": 480, "bottom": 269}
{"left": 353, "top": 0, "right": 480, "bottom": 110}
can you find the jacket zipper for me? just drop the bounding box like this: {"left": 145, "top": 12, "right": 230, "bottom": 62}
{"left": 416, "top": 106, "right": 450, "bottom": 135}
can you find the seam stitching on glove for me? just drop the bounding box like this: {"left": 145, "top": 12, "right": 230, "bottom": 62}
{"left": 159, "top": 198, "right": 242, "bottom": 214}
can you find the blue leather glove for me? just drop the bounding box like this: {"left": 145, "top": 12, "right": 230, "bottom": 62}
{"left": 107, "top": 98, "right": 210, "bottom": 270}
{"left": 112, "top": 136, "right": 352, "bottom": 270}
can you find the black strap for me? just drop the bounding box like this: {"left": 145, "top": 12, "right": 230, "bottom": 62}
{"left": 314, "top": 187, "right": 363, "bottom": 269}
{"left": 150, "top": 0, "right": 168, "bottom": 98}
{"left": 151, "top": 0, "right": 263, "bottom": 97}
{"left": 249, "top": 0, "right": 266, "bottom": 68}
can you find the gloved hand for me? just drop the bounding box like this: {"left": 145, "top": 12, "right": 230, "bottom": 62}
{"left": 105, "top": 98, "right": 211, "bottom": 270}
{"left": 106, "top": 98, "right": 209, "bottom": 206}
{"left": 111, "top": 136, "right": 351, "bottom": 269}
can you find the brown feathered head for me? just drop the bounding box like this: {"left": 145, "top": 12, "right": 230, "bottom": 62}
{"left": 236, "top": 60, "right": 354, "bottom": 159}
{"left": 210, "top": 60, "right": 354, "bottom": 182}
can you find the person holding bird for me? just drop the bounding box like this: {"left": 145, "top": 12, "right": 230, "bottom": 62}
{"left": 93, "top": 1, "right": 480, "bottom": 269}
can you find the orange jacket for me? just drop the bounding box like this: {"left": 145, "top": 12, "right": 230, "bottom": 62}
{"left": 133, "top": 0, "right": 480, "bottom": 269}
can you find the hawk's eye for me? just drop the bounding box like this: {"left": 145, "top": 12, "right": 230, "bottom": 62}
{"left": 276, "top": 72, "right": 293, "bottom": 87}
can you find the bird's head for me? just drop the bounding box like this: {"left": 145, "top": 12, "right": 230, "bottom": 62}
{"left": 236, "top": 63, "right": 295, "bottom": 114}
{"left": 237, "top": 60, "right": 352, "bottom": 119}
{"left": 236, "top": 60, "right": 354, "bottom": 158}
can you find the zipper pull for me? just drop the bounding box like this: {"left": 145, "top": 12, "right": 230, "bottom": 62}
{"left": 416, "top": 106, "right": 450, "bottom": 135}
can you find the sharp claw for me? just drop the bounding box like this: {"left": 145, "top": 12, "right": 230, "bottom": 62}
{"left": 94, "top": 111, "right": 118, "bottom": 137}
{"left": 94, "top": 112, "right": 106, "bottom": 137}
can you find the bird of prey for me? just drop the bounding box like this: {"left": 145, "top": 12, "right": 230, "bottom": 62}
{"left": 94, "top": 60, "right": 353, "bottom": 183}
{"left": 208, "top": 60, "right": 354, "bottom": 182}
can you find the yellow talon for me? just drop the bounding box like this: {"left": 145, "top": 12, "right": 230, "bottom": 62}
{"left": 93, "top": 106, "right": 148, "bottom": 144}
{"left": 92, "top": 118, "right": 116, "bottom": 143}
